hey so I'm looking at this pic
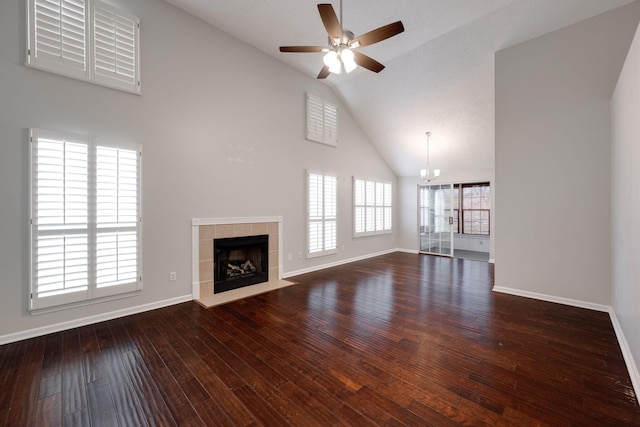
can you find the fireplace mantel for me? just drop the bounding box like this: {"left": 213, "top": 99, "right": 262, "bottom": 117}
{"left": 191, "top": 217, "right": 293, "bottom": 307}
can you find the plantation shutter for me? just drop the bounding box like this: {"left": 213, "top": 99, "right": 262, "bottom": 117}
{"left": 308, "top": 172, "right": 337, "bottom": 257}
{"left": 354, "top": 179, "right": 366, "bottom": 233}
{"left": 353, "top": 178, "right": 392, "bottom": 237}
{"left": 93, "top": 1, "right": 140, "bottom": 93}
{"left": 30, "top": 128, "right": 142, "bottom": 310}
{"left": 375, "top": 182, "right": 385, "bottom": 231}
{"left": 306, "top": 93, "right": 338, "bottom": 147}
{"left": 95, "top": 145, "right": 139, "bottom": 290}
{"left": 28, "top": 0, "right": 88, "bottom": 79}
{"left": 365, "top": 180, "right": 375, "bottom": 232}
{"left": 30, "top": 129, "right": 90, "bottom": 308}
{"left": 383, "top": 183, "right": 392, "bottom": 230}
{"left": 323, "top": 175, "right": 337, "bottom": 251}
{"left": 323, "top": 101, "right": 338, "bottom": 146}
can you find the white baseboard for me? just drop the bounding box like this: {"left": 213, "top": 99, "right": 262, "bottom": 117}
{"left": 609, "top": 310, "right": 640, "bottom": 403}
{"left": 0, "top": 295, "right": 193, "bottom": 345}
{"left": 282, "top": 248, "right": 399, "bottom": 278}
{"left": 492, "top": 286, "right": 611, "bottom": 312}
{"left": 493, "top": 286, "right": 639, "bottom": 404}
{"left": 396, "top": 248, "right": 420, "bottom": 254}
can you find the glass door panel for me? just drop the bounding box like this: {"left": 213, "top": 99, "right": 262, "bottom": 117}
{"left": 419, "top": 184, "right": 454, "bottom": 256}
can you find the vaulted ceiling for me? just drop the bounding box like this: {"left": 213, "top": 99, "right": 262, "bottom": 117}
{"left": 163, "top": 0, "right": 635, "bottom": 177}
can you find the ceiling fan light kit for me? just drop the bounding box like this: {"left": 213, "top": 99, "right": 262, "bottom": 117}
{"left": 279, "top": 2, "right": 404, "bottom": 79}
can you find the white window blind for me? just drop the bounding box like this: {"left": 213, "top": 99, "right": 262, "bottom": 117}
{"left": 306, "top": 93, "right": 338, "bottom": 147}
{"left": 28, "top": 0, "right": 89, "bottom": 79}
{"left": 27, "top": 0, "right": 141, "bottom": 94}
{"left": 93, "top": 1, "right": 140, "bottom": 92}
{"left": 353, "top": 178, "right": 392, "bottom": 237}
{"left": 308, "top": 172, "right": 337, "bottom": 257}
{"left": 30, "top": 128, "right": 142, "bottom": 311}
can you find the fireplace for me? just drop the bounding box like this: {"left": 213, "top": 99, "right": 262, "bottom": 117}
{"left": 214, "top": 234, "right": 268, "bottom": 293}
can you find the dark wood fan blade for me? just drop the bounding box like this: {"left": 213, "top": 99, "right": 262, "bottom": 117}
{"left": 280, "top": 46, "right": 327, "bottom": 53}
{"left": 351, "top": 21, "right": 404, "bottom": 48}
{"left": 318, "top": 4, "right": 342, "bottom": 40}
{"left": 353, "top": 51, "right": 385, "bottom": 73}
{"left": 317, "top": 65, "right": 331, "bottom": 79}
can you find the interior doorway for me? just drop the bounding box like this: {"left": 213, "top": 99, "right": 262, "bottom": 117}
{"left": 419, "top": 182, "right": 491, "bottom": 262}
{"left": 418, "top": 184, "right": 454, "bottom": 256}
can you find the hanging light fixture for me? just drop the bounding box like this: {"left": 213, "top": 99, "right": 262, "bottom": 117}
{"left": 420, "top": 131, "right": 440, "bottom": 182}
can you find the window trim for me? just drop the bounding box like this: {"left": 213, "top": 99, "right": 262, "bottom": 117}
{"left": 353, "top": 177, "right": 392, "bottom": 238}
{"left": 453, "top": 182, "right": 491, "bottom": 236}
{"left": 26, "top": 0, "right": 141, "bottom": 95}
{"left": 29, "top": 128, "right": 143, "bottom": 311}
{"left": 306, "top": 170, "right": 338, "bottom": 258}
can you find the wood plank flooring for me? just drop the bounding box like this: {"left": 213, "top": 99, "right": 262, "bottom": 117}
{"left": 1, "top": 252, "right": 639, "bottom": 426}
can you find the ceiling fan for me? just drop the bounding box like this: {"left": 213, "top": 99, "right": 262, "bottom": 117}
{"left": 279, "top": 2, "right": 404, "bottom": 79}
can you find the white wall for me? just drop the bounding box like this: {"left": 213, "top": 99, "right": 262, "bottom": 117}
{"left": 495, "top": 2, "right": 640, "bottom": 305}
{"left": 454, "top": 235, "right": 489, "bottom": 253}
{"left": 397, "top": 168, "right": 494, "bottom": 258}
{"left": 0, "top": 0, "right": 397, "bottom": 339}
{"left": 612, "top": 20, "right": 640, "bottom": 393}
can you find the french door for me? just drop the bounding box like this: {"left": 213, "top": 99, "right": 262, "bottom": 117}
{"left": 419, "top": 184, "right": 454, "bottom": 256}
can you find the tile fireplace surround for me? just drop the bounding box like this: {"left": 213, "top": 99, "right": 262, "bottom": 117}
{"left": 191, "top": 217, "right": 293, "bottom": 308}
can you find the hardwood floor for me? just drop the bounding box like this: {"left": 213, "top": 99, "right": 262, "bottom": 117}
{"left": 1, "top": 252, "right": 639, "bottom": 426}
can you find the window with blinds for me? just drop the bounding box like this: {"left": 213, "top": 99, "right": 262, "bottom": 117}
{"left": 353, "top": 178, "right": 392, "bottom": 237}
{"left": 307, "top": 172, "right": 337, "bottom": 257}
{"left": 93, "top": 2, "right": 139, "bottom": 92}
{"left": 306, "top": 93, "right": 338, "bottom": 147}
{"left": 27, "top": 0, "right": 141, "bottom": 94}
{"left": 29, "top": 128, "right": 142, "bottom": 311}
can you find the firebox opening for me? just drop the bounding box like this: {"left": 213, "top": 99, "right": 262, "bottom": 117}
{"left": 214, "top": 234, "right": 268, "bottom": 294}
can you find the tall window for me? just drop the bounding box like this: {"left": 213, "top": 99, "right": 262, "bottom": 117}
{"left": 353, "top": 178, "right": 392, "bottom": 237}
{"left": 27, "top": 0, "right": 141, "bottom": 94}
{"left": 307, "top": 171, "right": 337, "bottom": 257}
{"left": 452, "top": 182, "right": 490, "bottom": 235}
{"left": 29, "top": 128, "right": 142, "bottom": 310}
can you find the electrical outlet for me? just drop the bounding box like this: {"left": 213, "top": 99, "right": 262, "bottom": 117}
{"left": 287, "top": 253, "right": 292, "bottom": 261}
{"left": 169, "top": 272, "right": 176, "bottom": 281}
{"left": 298, "top": 251, "right": 302, "bottom": 259}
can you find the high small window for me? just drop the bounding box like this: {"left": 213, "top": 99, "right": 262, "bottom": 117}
{"left": 306, "top": 93, "right": 338, "bottom": 147}
{"left": 29, "top": 128, "right": 142, "bottom": 311}
{"left": 452, "top": 182, "right": 490, "bottom": 235}
{"left": 307, "top": 171, "right": 337, "bottom": 257}
{"left": 27, "top": 0, "right": 141, "bottom": 94}
{"left": 353, "top": 178, "right": 392, "bottom": 237}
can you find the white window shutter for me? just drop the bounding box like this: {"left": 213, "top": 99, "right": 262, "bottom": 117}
{"left": 30, "top": 129, "right": 142, "bottom": 310}
{"left": 353, "top": 178, "right": 392, "bottom": 237}
{"left": 93, "top": 1, "right": 140, "bottom": 93}
{"left": 28, "top": 0, "right": 89, "bottom": 80}
{"left": 307, "top": 172, "right": 337, "bottom": 257}
{"left": 306, "top": 94, "right": 324, "bottom": 144}
{"left": 323, "top": 101, "right": 338, "bottom": 146}
{"left": 384, "top": 183, "right": 392, "bottom": 230}
{"left": 354, "top": 179, "right": 365, "bottom": 233}
{"left": 30, "top": 129, "right": 90, "bottom": 309}
{"left": 306, "top": 93, "right": 338, "bottom": 147}
{"left": 95, "top": 145, "right": 139, "bottom": 289}
{"left": 323, "top": 176, "right": 337, "bottom": 251}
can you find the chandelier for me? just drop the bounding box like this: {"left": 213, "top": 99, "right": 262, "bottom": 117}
{"left": 420, "top": 131, "right": 440, "bottom": 182}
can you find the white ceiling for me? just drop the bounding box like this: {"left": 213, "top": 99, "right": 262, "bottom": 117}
{"left": 163, "top": 0, "right": 635, "bottom": 177}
